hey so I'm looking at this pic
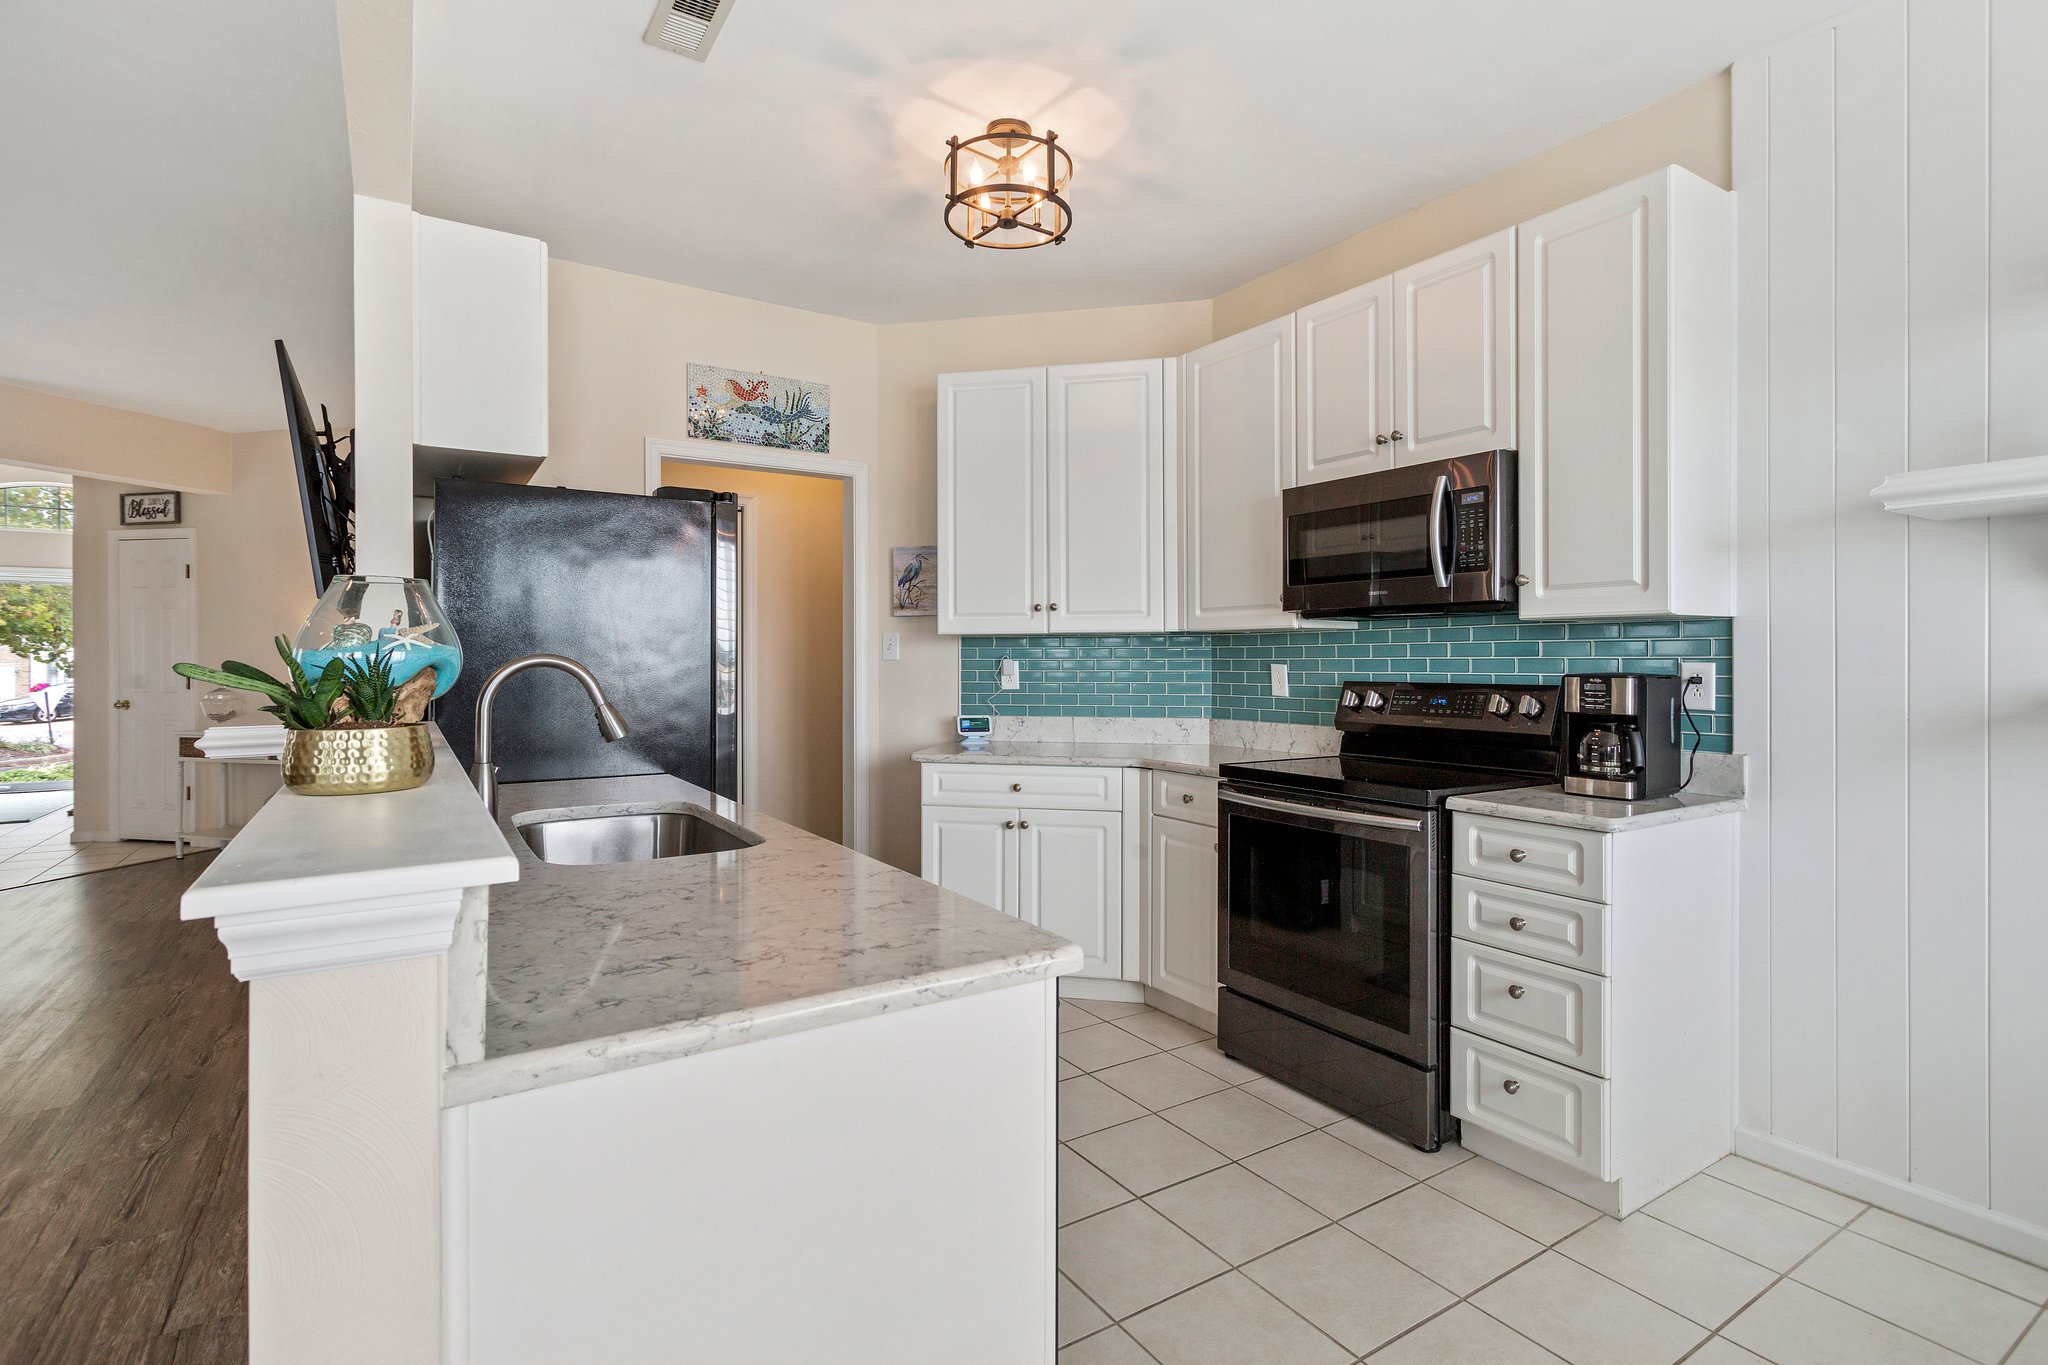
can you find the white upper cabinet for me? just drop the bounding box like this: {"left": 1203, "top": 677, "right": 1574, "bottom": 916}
{"left": 1516, "top": 167, "right": 1733, "bottom": 620}
{"left": 1295, "top": 277, "right": 1396, "bottom": 485}
{"left": 1047, "top": 360, "right": 1171, "bottom": 633}
{"left": 937, "top": 368, "right": 1047, "bottom": 635}
{"left": 413, "top": 215, "right": 549, "bottom": 462}
{"left": 1181, "top": 318, "right": 1297, "bottom": 631}
{"left": 1393, "top": 227, "right": 1516, "bottom": 463}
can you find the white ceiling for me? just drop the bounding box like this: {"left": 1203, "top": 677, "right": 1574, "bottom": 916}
{"left": 0, "top": 2, "right": 354, "bottom": 433}
{"left": 415, "top": 0, "right": 1842, "bottom": 324}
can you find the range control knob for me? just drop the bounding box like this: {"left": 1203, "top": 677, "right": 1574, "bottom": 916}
{"left": 1485, "top": 692, "right": 1512, "bottom": 717}
{"left": 1357, "top": 688, "right": 1388, "bottom": 713}
{"left": 1516, "top": 693, "right": 1546, "bottom": 720}
{"left": 1341, "top": 687, "right": 1363, "bottom": 710}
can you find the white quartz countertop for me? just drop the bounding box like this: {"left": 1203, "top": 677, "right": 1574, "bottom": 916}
{"left": 914, "top": 740, "right": 1299, "bottom": 778}
{"left": 1447, "top": 784, "right": 1746, "bottom": 832}
{"left": 443, "top": 772, "right": 1081, "bottom": 1107}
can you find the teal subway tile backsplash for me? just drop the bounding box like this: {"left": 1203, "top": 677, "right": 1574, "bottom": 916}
{"left": 959, "top": 614, "right": 1734, "bottom": 751}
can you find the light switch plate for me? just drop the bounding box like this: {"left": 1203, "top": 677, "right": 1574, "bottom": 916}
{"left": 1680, "top": 660, "right": 1718, "bottom": 712}
{"left": 882, "top": 632, "right": 901, "bottom": 662}
{"left": 1270, "top": 662, "right": 1290, "bottom": 697}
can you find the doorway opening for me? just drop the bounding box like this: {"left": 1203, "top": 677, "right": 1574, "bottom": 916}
{"left": 662, "top": 458, "right": 845, "bottom": 843}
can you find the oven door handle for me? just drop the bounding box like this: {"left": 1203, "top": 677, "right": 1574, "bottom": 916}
{"left": 1428, "top": 472, "right": 1451, "bottom": 589}
{"left": 1222, "top": 791, "right": 1426, "bottom": 833}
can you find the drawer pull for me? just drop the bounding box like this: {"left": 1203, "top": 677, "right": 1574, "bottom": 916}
{"left": 1181, "top": 792, "right": 1195, "bottom": 804}
{"left": 1502, "top": 1078, "right": 1521, "bottom": 1095}
{"left": 1508, "top": 916, "right": 1528, "bottom": 931}
{"left": 1508, "top": 848, "right": 1529, "bottom": 863}
{"left": 1507, "top": 983, "right": 1526, "bottom": 1000}
{"left": 1011, "top": 783, "right": 1023, "bottom": 792}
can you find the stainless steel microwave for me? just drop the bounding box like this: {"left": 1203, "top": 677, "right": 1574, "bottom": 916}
{"left": 1281, "top": 450, "right": 1518, "bottom": 618}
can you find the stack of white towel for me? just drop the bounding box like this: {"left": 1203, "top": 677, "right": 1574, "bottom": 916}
{"left": 194, "top": 725, "right": 288, "bottom": 760}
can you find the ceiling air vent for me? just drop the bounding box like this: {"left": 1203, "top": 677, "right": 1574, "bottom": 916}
{"left": 643, "top": 0, "right": 735, "bottom": 62}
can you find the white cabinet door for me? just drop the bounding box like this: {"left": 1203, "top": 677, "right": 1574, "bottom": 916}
{"left": 414, "top": 214, "right": 549, "bottom": 459}
{"left": 1047, "top": 360, "right": 1168, "bottom": 633}
{"left": 1296, "top": 277, "right": 1396, "bottom": 485}
{"left": 1017, "top": 808, "right": 1122, "bottom": 979}
{"left": 1393, "top": 227, "right": 1515, "bottom": 463}
{"left": 1146, "top": 814, "right": 1219, "bottom": 1014}
{"left": 937, "top": 369, "right": 1046, "bottom": 635}
{"left": 920, "top": 805, "right": 1016, "bottom": 917}
{"left": 1516, "top": 167, "right": 1733, "bottom": 620}
{"left": 1181, "top": 319, "right": 1296, "bottom": 631}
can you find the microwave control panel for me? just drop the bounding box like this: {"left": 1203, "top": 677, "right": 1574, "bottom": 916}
{"left": 1453, "top": 489, "right": 1491, "bottom": 573}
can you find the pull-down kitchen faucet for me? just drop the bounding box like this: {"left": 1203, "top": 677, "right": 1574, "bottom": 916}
{"left": 470, "top": 654, "right": 631, "bottom": 817}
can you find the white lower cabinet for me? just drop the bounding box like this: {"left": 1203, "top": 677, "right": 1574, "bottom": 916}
{"left": 1145, "top": 797, "right": 1219, "bottom": 1017}
{"left": 1447, "top": 809, "right": 1736, "bottom": 1216}
{"left": 920, "top": 764, "right": 1137, "bottom": 981}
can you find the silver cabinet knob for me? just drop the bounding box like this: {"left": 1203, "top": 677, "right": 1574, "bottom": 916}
{"left": 1011, "top": 783, "right": 1023, "bottom": 792}
{"left": 1032, "top": 603, "right": 1043, "bottom": 612}
{"left": 1507, "top": 983, "right": 1526, "bottom": 1000}
{"left": 1508, "top": 916, "right": 1528, "bottom": 932}
{"left": 1390, "top": 430, "right": 1405, "bottom": 441}
{"left": 1374, "top": 434, "right": 1390, "bottom": 446}
{"left": 1502, "top": 1078, "right": 1521, "bottom": 1095}
{"left": 1508, "top": 848, "right": 1529, "bottom": 863}
{"left": 1018, "top": 820, "right": 1030, "bottom": 830}
{"left": 1514, "top": 574, "right": 1532, "bottom": 586}
{"left": 1049, "top": 603, "right": 1059, "bottom": 611}
{"left": 113, "top": 699, "right": 132, "bottom": 710}
{"left": 1181, "top": 792, "right": 1194, "bottom": 804}
{"left": 1003, "top": 820, "right": 1017, "bottom": 829}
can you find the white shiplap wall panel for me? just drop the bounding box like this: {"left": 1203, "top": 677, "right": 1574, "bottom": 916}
{"left": 1985, "top": 0, "right": 2048, "bottom": 1232}
{"left": 1902, "top": 0, "right": 1991, "bottom": 1209}
{"left": 1828, "top": 0, "right": 1913, "bottom": 1182}
{"left": 1761, "top": 29, "right": 1840, "bottom": 1156}
{"left": 1736, "top": 0, "right": 2048, "bottom": 1260}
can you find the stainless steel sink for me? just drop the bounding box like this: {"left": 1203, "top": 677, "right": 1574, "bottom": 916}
{"left": 516, "top": 804, "right": 762, "bottom": 866}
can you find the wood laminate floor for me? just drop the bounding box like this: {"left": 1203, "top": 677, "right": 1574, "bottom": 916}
{"left": 0, "top": 852, "right": 246, "bottom": 1363}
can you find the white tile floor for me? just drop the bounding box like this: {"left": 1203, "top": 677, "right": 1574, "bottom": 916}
{"left": 1056, "top": 997, "right": 2048, "bottom": 1365}
{"left": 0, "top": 807, "right": 176, "bottom": 888}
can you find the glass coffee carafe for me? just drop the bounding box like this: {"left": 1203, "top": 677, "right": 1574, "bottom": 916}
{"left": 1575, "top": 725, "right": 1640, "bottom": 779}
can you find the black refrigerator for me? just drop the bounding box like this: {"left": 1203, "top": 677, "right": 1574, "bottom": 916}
{"left": 430, "top": 480, "right": 739, "bottom": 796}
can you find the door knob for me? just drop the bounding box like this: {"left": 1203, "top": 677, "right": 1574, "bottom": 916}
{"left": 1502, "top": 1078, "right": 1521, "bottom": 1095}
{"left": 1507, "top": 983, "right": 1526, "bottom": 1000}
{"left": 113, "top": 700, "right": 132, "bottom": 710}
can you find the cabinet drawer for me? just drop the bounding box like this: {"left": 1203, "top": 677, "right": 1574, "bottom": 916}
{"left": 1151, "top": 772, "right": 1218, "bottom": 825}
{"left": 1452, "top": 875, "right": 1609, "bottom": 975}
{"left": 1450, "top": 1027, "right": 1609, "bottom": 1179}
{"left": 1452, "top": 814, "right": 1608, "bottom": 903}
{"left": 920, "top": 764, "right": 1121, "bottom": 811}
{"left": 1451, "top": 942, "right": 1609, "bottom": 1077}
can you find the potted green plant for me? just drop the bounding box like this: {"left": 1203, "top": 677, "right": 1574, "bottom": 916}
{"left": 174, "top": 636, "right": 439, "bottom": 796}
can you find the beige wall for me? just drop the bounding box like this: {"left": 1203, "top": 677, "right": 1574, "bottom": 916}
{"left": 0, "top": 380, "right": 234, "bottom": 493}
{"left": 663, "top": 460, "right": 843, "bottom": 842}
{"left": 73, "top": 429, "right": 307, "bottom": 837}
{"left": 1210, "top": 74, "right": 1732, "bottom": 337}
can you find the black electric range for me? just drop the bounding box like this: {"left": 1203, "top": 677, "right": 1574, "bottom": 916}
{"left": 1214, "top": 680, "right": 1563, "bottom": 1150}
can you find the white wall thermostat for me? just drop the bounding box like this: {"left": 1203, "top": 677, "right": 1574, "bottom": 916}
{"left": 956, "top": 714, "right": 993, "bottom": 750}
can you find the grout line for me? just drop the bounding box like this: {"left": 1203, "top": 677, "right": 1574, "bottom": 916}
{"left": 1996, "top": 1305, "right": 2043, "bottom": 1365}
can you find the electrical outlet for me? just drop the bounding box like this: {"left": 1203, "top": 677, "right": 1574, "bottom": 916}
{"left": 881, "top": 632, "right": 901, "bottom": 662}
{"left": 1680, "top": 660, "right": 1718, "bottom": 712}
{"left": 1270, "top": 662, "right": 1290, "bottom": 698}
{"left": 998, "top": 657, "right": 1020, "bottom": 691}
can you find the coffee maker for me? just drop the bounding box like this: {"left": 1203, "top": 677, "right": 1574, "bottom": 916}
{"left": 1561, "top": 674, "right": 1686, "bottom": 800}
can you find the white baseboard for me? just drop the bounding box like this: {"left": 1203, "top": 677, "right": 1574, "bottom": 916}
{"left": 1141, "top": 988, "right": 1217, "bottom": 1036}
{"left": 1058, "top": 978, "right": 1144, "bottom": 1004}
{"left": 69, "top": 829, "right": 114, "bottom": 843}
{"left": 1736, "top": 1126, "right": 2048, "bottom": 1270}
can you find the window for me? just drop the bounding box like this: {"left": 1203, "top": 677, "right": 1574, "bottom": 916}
{"left": 0, "top": 485, "right": 71, "bottom": 532}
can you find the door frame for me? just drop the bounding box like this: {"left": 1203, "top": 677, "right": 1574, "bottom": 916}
{"left": 105, "top": 528, "right": 197, "bottom": 842}
{"left": 644, "top": 440, "right": 870, "bottom": 856}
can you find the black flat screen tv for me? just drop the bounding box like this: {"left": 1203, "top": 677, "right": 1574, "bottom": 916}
{"left": 275, "top": 339, "right": 353, "bottom": 593}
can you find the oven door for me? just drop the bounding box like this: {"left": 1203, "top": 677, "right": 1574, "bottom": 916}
{"left": 1281, "top": 451, "right": 1515, "bottom": 616}
{"left": 1218, "top": 787, "right": 1439, "bottom": 1066}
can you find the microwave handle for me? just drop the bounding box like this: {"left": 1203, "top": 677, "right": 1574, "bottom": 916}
{"left": 1428, "top": 474, "right": 1451, "bottom": 589}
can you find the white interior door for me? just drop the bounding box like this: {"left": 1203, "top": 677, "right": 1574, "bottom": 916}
{"left": 1393, "top": 227, "right": 1517, "bottom": 462}
{"left": 1017, "top": 808, "right": 1121, "bottom": 979}
{"left": 1046, "top": 359, "right": 1167, "bottom": 633}
{"left": 111, "top": 531, "right": 196, "bottom": 841}
{"left": 936, "top": 369, "right": 1046, "bottom": 635}
{"left": 1296, "top": 276, "right": 1396, "bottom": 485}
{"left": 919, "top": 804, "right": 1015, "bottom": 916}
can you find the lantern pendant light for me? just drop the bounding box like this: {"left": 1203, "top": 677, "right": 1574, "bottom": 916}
{"left": 942, "top": 118, "right": 1074, "bottom": 249}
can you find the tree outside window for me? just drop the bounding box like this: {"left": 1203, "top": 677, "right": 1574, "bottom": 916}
{"left": 0, "top": 485, "right": 72, "bottom": 532}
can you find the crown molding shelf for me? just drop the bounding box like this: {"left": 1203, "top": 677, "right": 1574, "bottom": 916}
{"left": 1870, "top": 455, "right": 2048, "bottom": 520}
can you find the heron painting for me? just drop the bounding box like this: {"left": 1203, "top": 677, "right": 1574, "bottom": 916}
{"left": 687, "top": 364, "right": 832, "bottom": 452}
{"left": 892, "top": 546, "right": 937, "bottom": 616}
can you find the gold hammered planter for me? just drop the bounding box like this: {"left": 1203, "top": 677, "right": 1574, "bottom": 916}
{"left": 281, "top": 725, "right": 435, "bottom": 796}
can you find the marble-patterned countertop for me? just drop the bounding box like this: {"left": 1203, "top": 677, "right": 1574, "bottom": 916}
{"left": 913, "top": 741, "right": 1300, "bottom": 779}
{"left": 1447, "top": 785, "right": 1746, "bottom": 832}
{"left": 442, "top": 773, "right": 1081, "bottom": 1107}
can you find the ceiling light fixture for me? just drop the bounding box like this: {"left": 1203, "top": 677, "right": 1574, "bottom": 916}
{"left": 943, "top": 119, "right": 1073, "bottom": 249}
